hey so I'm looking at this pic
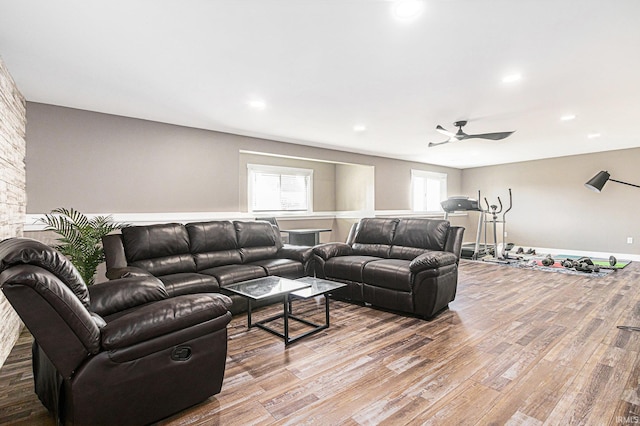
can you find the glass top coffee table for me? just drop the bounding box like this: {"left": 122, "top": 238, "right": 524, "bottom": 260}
{"left": 224, "top": 276, "right": 346, "bottom": 345}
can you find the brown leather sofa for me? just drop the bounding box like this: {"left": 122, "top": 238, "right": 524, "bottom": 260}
{"left": 313, "top": 218, "right": 464, "bottom": 318}
{"left": 103, "top": 220, "right": 314, "bottom": 314}
{"left": 0, "top": 238, "right": 232, "bottom": 426}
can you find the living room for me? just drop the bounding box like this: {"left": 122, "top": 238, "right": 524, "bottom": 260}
{"left": 2, "top": 1, "right": 640, "bottom": 424}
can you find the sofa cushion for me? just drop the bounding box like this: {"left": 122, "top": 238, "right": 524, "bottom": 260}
{"left": 130, "top": 254, "right": 197, "bottom": 276}
{"left": 234, "top": 221, "right": 280, "bottom": 262}
{"left": 388, "top": 246, "right": 429, "bottom": 261}
{"left": 392, "top": 219, "right": 451, "bottom": 252}
{"left": 362, "top": 259, "right": 412, "bottom": 292}
{"left": 201, "top": 264, "right": 267, "bottom": 286}
{"left": 122, "top": 223, "right": 191, "bottom": 262}
{"left": 234, "top": 221, "right": 278, "bottom": 248}
{"left": 351, "top": 218, "right": 399, "bottom": 258}
{"left": 324, "top": 255, "right": 380, "bottom": 283}
{"left": 122, "top": 224, "right": 197, "bottom": 275}
{"left": 353, "top": 218, "right": 399, "bottom": 245}
{"left": 158, "top": 273, "right": 220, "bottom": 297}
{"left": 249, "top": 258, "right": 304, "bottom": 278}
{"left": 186, "top": 221, "right": 243, "bottom": 270}
{"left": 192, "top": 250, "right": 243, "bottom": 271}
{"left": 241, "top": 246, "right": 279, "bottom": 263}
{"left": 187, "top": 221, "right": 237, "bottom": 252}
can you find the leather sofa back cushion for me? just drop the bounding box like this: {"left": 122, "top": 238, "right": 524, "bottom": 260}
{"left": 234, "top": 221, "right": 277, "bottom": 248}
{"left": 353, "top": 218, "right": 399, "bottom": 245}
{"left": 187, "top": 221, "right": 238, "bottom": 253}
{"left": 122, "top": 223, "right": 191, "bottom": 262}
{"left": 187, "top": 221, "right": 242, "bottom": 270}
{"left": 392, "top": 219, "right": 450, "bottom": 251}
{"left": 233, "top": 221, "right": 280, "bottom": 263}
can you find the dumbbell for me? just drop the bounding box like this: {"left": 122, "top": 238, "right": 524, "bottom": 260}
{"left": 574, "top": 258, "right": 600, "bottom": 273}
{"left": 577, "top": 257, "right": 594, "bottom": 266}
{"left": 541, "top": 255, "right": 555, "bottom": 266}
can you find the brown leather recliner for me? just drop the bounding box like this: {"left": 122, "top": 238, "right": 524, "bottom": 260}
{"left": 0, "top": 238, "right": 232, "bottom": 426}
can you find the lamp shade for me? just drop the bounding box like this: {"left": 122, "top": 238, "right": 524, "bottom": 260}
{"left": 585, "top": 170, "right": 610, "bottom": 192}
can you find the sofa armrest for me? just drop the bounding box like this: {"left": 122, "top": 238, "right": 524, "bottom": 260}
{"left": 101, "top": 293, "right": 232, "bottom": 350}
{"left": 103, "top": 233, "right": 127, "bottom": 269}
{"left": 409, "top": 251, "right": 458, "bottom": 273}
{"left": 105, "top": 266, "right": 153, "bottom": 280}
{"left": 277, "top": 244, "right": 313, "bottom": 263}
{"left": 445, "top": 226, "right": 465, "bottom": 261}
{"left": 313, "top": 242, "right": 352, "bottom": 261}
{"left": 89, "top": 276, "right": 169, "bottom": 317}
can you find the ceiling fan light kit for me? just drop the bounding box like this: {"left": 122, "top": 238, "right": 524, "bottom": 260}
{"left": 428, "top": 120, "right": 515, "bottom": 148}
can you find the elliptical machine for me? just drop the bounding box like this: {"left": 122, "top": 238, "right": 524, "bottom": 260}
{"left": 482, "top": 188, "right": 517, "bottom": 263}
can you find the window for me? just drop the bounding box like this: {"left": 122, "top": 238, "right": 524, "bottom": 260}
{"left": 411, "top": 170, "right": 447, "bottom": 212}
{"left": 248, "top": 164, "right": 313, "bottom": 213}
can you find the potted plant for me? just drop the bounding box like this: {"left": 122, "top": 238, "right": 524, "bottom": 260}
{"left": 38, "top": 207, "right": 128, "bottom": 285}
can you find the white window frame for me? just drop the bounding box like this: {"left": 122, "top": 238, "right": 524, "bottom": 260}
{"left": 247, "top": 164, "right": 313, "bottom": 213}
{"left": 411, "top": 170, "right": 447, "bottom": 213}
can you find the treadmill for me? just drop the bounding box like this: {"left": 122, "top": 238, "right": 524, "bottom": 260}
{"left": 441, "top": 196, "right": 489, "bottom": 260}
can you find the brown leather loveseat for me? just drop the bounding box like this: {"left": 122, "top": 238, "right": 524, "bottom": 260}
{"left": 103, "top": 220, "right": 314, "bottom": 313}
{"left": 313, "top": 218, "right": 464, "bottom": 318}
{"left": 0, "top": 238, "right": 232, "bottom": 425}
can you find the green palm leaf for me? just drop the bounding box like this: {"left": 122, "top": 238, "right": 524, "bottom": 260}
{"left": 38, "top": 208, "right": 128, "bottom": 285}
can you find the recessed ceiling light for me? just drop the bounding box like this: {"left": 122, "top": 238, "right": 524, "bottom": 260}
{"left": 392, "top": 0, "right": 424, "bottom": 20}
{"left": 502, "top": 73, "right": 522, "bottom": 83}
{"left": 353, "top": 125, "right": 367, "bottom": 132}
{"left": 560, "top": 114, "right": 576, "bottom": 121}
{"left": 587, "top": 133, "right": 601, "bottom": 139}
{"left": 248, "top": 99, "right": 266, "bottom": 110}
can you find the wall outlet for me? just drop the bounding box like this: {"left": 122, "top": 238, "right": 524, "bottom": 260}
{"left": 627, "top": 237, "right": 634, "bottom": 244}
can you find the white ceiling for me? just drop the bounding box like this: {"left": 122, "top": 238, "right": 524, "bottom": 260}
{"left": 1, "top": 0, "right": 640, "bottom": 169}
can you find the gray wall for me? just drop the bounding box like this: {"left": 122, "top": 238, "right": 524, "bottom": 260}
{"left": 461, "top": 149, "right": 640, "bottom": 255}
{"left": 26, "top": 103, "right": 462, "bottom": 220}
{"left": 0, "top": 57, "right": 26, "bottom": 369}
{"left": 335, "top": 164, "right": 375, "bottom": 213}
{"left": 25, "top": 101, "right": 639, "bottom": 257}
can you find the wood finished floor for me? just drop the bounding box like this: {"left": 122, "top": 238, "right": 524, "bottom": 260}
{"left": 2, "top": 260, "right": 640, "bottom": 425}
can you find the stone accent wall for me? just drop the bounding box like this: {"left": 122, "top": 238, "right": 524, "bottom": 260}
{"left": 0, "top": 57, "right": 26, "bottom": 368}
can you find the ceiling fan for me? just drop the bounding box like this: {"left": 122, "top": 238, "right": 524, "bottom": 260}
{"left": 428, "top": 120, "right": 515, "bottom": 147}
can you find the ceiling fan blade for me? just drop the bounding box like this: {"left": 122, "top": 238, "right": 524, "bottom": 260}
{"left": 435, "top": 125, "right": 456, "bottom": 138}
{"left": 465, "top": 131, "right": 514, "bottom": 141}
{"left": 428, "top": 140, "right": 451, "bottom": 148}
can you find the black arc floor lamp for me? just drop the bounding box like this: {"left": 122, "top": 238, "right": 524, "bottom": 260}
{"left": 585, "top": 170, "right": 640, "bottom": 192}
{"left": 585, "top": 170, "right": 640, "bottom": 331}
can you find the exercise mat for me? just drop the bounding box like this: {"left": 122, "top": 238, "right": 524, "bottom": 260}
{"left": 517, "top": 259, "right": 615, "bottom": 278}
{"left": 550, "top": 254, "right": 631, "bottom": 269}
